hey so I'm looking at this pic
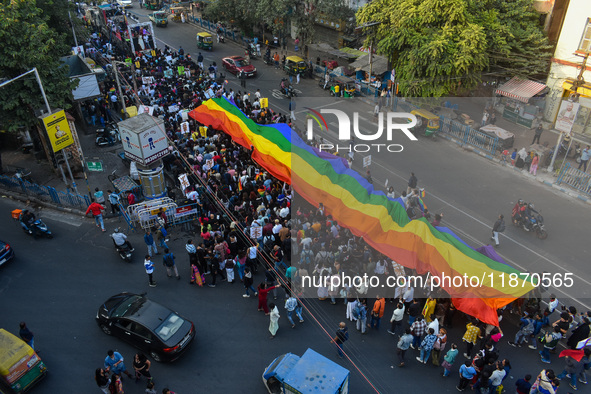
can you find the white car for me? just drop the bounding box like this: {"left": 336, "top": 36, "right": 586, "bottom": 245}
{"left": 117, "top": 0, "right": 132, "bottom": 7}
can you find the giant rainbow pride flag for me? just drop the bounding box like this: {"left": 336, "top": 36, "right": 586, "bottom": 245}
{"left": 189, "top": 98, "right": 534, "bottom": 326}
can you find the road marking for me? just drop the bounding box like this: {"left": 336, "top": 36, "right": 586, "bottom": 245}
{"left": 42, "top": 210, "right": 83, "bottom": 227}
{"left": 315, "top": 130, "right": 591, "bottom": 309}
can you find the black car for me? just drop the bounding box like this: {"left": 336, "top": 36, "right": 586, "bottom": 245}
{"left": 96, "top": 293, "right": 195, "bottom": 362}
{"left": 0, "top": 240, "right": 15, "bottom": 267}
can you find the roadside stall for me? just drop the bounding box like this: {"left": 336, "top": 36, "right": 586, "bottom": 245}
{"left": 494, "top": 77, "right": 546, "bottom": 129}
{"left": 479, "top": 124, "right": 515, "bottom": 151}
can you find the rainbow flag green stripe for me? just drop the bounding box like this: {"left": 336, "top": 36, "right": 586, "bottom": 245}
{"left": 190, "top": 98, "right": 534, "bottom": 326}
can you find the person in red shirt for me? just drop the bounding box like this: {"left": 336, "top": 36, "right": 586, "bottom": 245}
{"left": 85, "top": 199, "right": 106, "bottom": 231}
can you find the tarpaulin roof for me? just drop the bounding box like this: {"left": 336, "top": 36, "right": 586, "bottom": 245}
{"left": 495, "top": 77, "right": 546, "bottom": 103}
{"left": 349, "top": 54, "right": 388, "bottom": 75}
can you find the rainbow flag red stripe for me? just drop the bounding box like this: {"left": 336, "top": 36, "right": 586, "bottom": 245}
{"left": 189, "top": 98, "right": 534, "bottom": 326}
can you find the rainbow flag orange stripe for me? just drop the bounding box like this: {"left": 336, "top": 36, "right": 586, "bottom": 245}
{"left": 189, "top": 98, "right": 534, "bottom": 326}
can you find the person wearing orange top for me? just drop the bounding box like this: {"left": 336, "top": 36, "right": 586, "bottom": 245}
{"left": 370, "top": 296, "right": 386, "bottom": 330}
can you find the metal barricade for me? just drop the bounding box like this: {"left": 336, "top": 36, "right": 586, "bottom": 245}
{"left": 557, "top": 162, "right": 591, "bottom": 196}
{"left": 439, "top": 117, "right": 498, "bottom": 154}
{"left": 127, "top": 197, "right": 178, "bottom": 229}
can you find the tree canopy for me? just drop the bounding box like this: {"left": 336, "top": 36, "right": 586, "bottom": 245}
{"left": 0, "top": 0, "right": 76, "bottom": 131}
{"left": 356, "top": 0, "right": 551, "bottom": 96}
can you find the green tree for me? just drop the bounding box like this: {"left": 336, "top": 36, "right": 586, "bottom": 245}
{"left": 357, "top": 0, "right": 489, "bottom": 96}
{"left": 0, "top": 0, "right": 76, "bottom": 132}
{"left": 479, "top": 0, "right": 552, "bottom": 80}
{"left": 356, "top": 0, "right": 551, "bottom": 96}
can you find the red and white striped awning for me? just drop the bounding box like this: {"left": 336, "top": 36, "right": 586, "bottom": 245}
{"left": 495, "top": 77, "right": 546, "bottom": 103}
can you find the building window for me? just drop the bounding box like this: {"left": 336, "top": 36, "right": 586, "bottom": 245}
{"left": 579, "top": 18, "right": 591, "bottom": 53}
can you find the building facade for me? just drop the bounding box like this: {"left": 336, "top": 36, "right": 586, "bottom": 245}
{"left": 545, "top": 0, "right": 591, "bottom": 136}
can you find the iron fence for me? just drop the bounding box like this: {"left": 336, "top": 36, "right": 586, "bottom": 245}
{"left": 557, "top": 162, "right": 591, "bottom": 196}
{"left": 439, "top": 117, "right": 498, "bottom": 154}
{"left": 0, "top": 175, "right": 91, "bottom": 209}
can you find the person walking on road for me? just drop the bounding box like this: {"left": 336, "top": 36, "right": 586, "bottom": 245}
{"left": 441, "top": 343, "right": 458, "bottom": 376}
{"left": 397, "top": 328, "right": 413, "bottom": 367}
{"left": 258, "top": 282, "right": 280, "bottom": 314}
{"left": 491, "top": 214, "right": 505, "bottom": 247}
{"left": 239, "top": 70, "right": 246, "bottom": 88}
{"left": 333, "top": 321, "right": 349, "bottom": 358}
{"left": 132, "top": 352, "right": 152, "bottom": 383}
{"left": 85, "top": 198, "right": 106, "bottom": 232}
{"left": 107, "top": 190, "right": 120, "bottom": 216}
{"left": 154, "top": 223, "right": 168, "bottom": 250}
{"left": 407, "top": 172, "right": 418, "bottom": 195}
{"left": 95, "top": 368, "right": 110, "bottom": 393}
{"left": 578, "top": 145, "right": 591, "bottom": 172}
{"left": 162, "top": 248, "right": 180, "bottom": 280}
{"left": 19, "top": 322, "right": 34, "bottom": 349}
{"left": 269, "top": 303, "right": 280, "bottom": 339}
{"left": 532, "top": 125, "right": 543, "bottom": 145}
{"left": 289, "top": 99, "right": 296, "bottom": 121}
{"left": 104, "top": 350, "right": 133, "bottom": 379}
{"left": 285, "top": 294, "right": 304, "bottom": 327}
{"left": 94, "top": 187, "right": 105, "bottom": 204}
{"left": 144, "top": 255, "right": 157, "bottom": 287}
{"left": 144, "top": 229, "right": 158, "bottom": 257}
{"left": 108, "top": 374, "right": 123, "bottom": 394}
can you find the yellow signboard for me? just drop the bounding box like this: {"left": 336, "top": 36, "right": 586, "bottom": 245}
{"left": 259, "top": 97, "right": 268, "bottom": 108}
{"left": 43, "top": 110, "right": 74, "bottom": 153}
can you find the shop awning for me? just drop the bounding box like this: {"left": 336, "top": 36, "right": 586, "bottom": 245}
{"left": 495, "top": 77, "right": 546, "bottom": 103}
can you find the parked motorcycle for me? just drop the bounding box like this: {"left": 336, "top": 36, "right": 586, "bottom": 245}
{"left": 96, "top": 122, "right": 120, "bottom": 147}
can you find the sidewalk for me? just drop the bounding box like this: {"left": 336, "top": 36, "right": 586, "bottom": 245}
{"left": 355, "top": 94, "right": 591, "bottom": 205}
{"left": 1, "top": 119, "right": 131, "bottom": 217}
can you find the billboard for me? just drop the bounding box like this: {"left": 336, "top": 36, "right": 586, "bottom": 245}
{"left": 555, "top": 100, "right": 580, "bottom": 135}
{"left": 118, "top": 113, "right": 168, "bottom": 166}
{"left": 42, "top": 110, "right": 74, "bottom": 153}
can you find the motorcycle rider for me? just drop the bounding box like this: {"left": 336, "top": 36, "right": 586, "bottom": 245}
{"left": 111, "top": 228, "right": 134, "bottom": 251}
{"left": 523, "top": 203, "right": 539, "bottom": 231}
{"left": 20, "top": 209, "right": 38, "bottom": 237}
{"left": 101, "top": 123, "right": 114, "bottom": 145}
{"left": 280, "top": 78, "right": 289, "bottom": 95}
{"left": 264, "top": 47, "right": 271, "bottom": 63}
{"left": 511, "top": 199, "right": 525, "bottom": 225}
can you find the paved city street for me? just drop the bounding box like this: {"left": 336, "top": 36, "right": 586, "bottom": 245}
{"left": 1, "top": 4, "right": 591, "bottom": 394}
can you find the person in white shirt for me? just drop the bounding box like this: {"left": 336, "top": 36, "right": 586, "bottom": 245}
{"left": 279, "top": 206, "right": 290, "bottom": 218}
{"left": 272, "top": 219, "right": 283, "bottom": 235}
{"left": 427, "top": 314, "right": 439, "bottom": 336}
{"left": 388, "top": 302, "right": 405, "bottom": 336}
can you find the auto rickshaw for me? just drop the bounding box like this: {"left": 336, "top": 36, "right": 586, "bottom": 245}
{"left": 284, "top": 56, "right": 307, "bottom": 76}
{"left": 196, "top": 32, "right": 213, "bottom": 50}
{"left": 145, "top": 0, "right": 161, "bottom": 10}
{"left": 410, "top": 109, "right": 440, "bottom": 137}
{"left": 330, "top": 76, "right": 357, "bottom": 98}
{"left": 0, "top": 329, "right": 47, "bottom": 393}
